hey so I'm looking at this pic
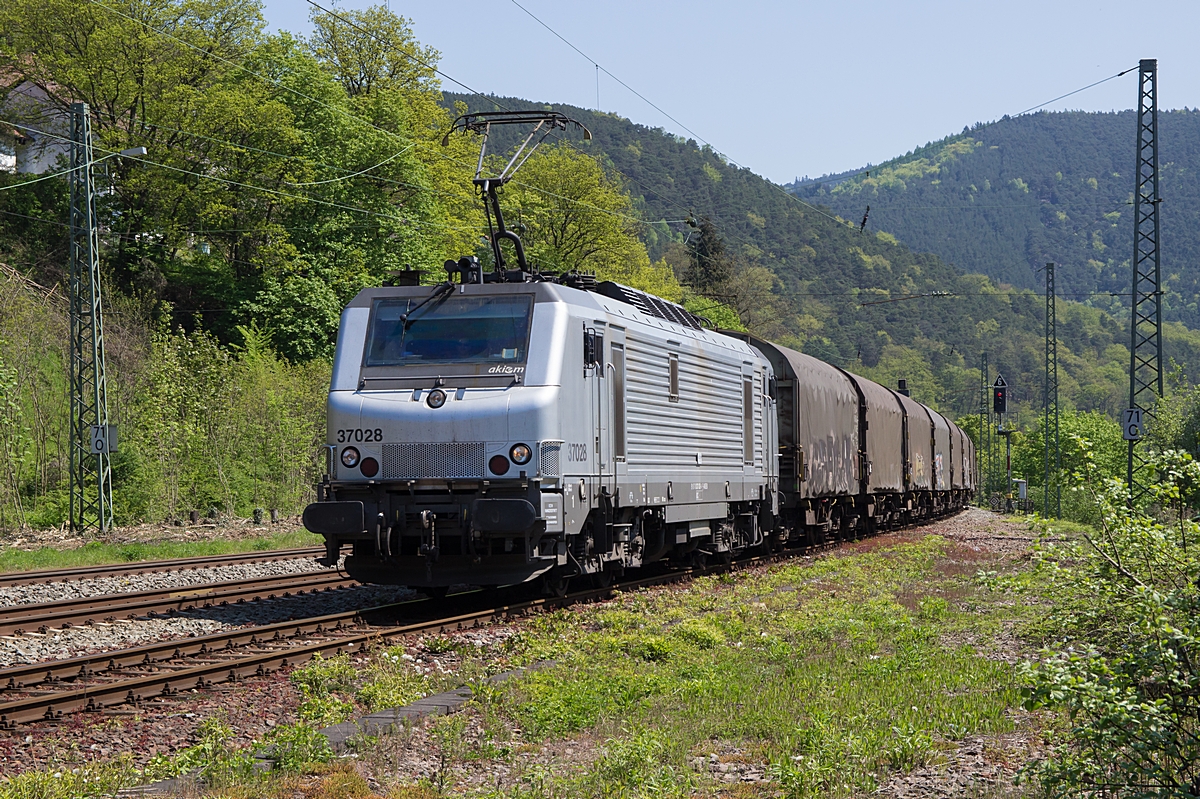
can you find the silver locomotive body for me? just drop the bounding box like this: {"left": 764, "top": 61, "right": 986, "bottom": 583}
{"left": 303, "top": 280, "right": 778, "bottom": 588}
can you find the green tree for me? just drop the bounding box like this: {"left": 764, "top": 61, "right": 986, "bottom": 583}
{"left": 502, "top": 143, "right": 672, "bottom": 287}
{"left": 1012, "top": 409, "right": 1125, "bottom": 488}
{"left": 686, "top": 215, "right": 733, "bottom": 295}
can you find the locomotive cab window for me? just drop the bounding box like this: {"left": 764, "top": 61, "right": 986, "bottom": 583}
{"left": 364, "top": 295, "right": 533, "bottom": 366}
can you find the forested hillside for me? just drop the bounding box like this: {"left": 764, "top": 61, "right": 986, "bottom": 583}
{"left": 445, "top": 93, "right": 1200, "bottom": 418}
{"left": 789, "top": 110, "right": 1200, "bottom": 326}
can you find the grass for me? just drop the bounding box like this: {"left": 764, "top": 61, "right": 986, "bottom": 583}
{"left": 457, "top": 534, "right": 1034, "bottom": 798}
{"left": 0, "top": 529, "right": 322, "bottom": 574}
{"left": 0, "top": 528, "right": 1040, "bottom": 798}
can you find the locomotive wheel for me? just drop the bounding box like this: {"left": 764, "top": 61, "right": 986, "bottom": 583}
{"left": 591, "top": 568, "right": 614, "bottom": 589}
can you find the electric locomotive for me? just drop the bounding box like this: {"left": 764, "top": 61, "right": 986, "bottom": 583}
{"left": 302, "top": 110, "right": 974, "bottom": 592}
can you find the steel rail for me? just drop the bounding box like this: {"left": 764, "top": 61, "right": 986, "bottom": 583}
{"left": 0, "top": 569, "right": 355, "bottom": 636}
{"left": 0, "top": 547, "right": 324, "bottom": 588}
{"left": 0, "top": 570, "right": 699, "bottom": 727}
{"left": 0, "top": 606, "right": 389, "bottom": 691}
{"left": 0, "top": 509, "right": 965, "bottom": 727}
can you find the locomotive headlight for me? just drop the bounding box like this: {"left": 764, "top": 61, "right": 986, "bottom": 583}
{"left": 510, "top": 443, "right": 532, "bottom": 465}
{"left": 426, "top": 389, "right": 447, "bottom": 409}
{"left": 340, "top": 446, "right": 360, "bottom": 468}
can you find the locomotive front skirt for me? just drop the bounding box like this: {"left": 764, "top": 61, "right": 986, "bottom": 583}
{"left": 303, "top": 279, "right": 972, "bottom": 590}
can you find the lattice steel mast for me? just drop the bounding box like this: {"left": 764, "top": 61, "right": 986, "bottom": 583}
{"left": 1126, "top": 59, "right": 1164, "bottom": 501}
{"left": 1044, "top": 263, "right": 1061, "bottom": 518}
{"left": 979, "top": 353, "right": 990, "bottom": 494}
{"left": 68, "top": 102, "right": 113, "bottom": 534}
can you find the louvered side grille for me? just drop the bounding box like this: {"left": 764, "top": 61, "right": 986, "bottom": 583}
{"left": 539, "top": 440, "right": 563, "bottom": 477}
{"left": 381, "top": 443, "right": 486, "bottom": 480}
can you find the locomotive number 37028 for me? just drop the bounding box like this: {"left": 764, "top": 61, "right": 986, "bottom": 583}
{"left": 337, "top": 428, "right": 384, "bottom": 443}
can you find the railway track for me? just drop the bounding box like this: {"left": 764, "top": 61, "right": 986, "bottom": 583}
{"left": 0, "top": 547, "right": 325, "bottom": 588}
{"left": 0, "top": 567, "right": 705, "bottom": 728}
{"left": 0, "top": 512, "right": 963, "bottom": 728}
{"left": 0, "top": 569, "right": 355, "bottom": 636}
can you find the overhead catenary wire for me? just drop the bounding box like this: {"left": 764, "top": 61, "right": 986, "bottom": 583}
{"left": 301, "top": 0, "right": 700, "bottom": 231}
{"left": 0, "top": 151, "right": 124, "bottom": 191}
{"left": 502, "top": 0, "right": 1140, "bottom": 233}
{"left": 299, "top": 0, "right": 827, "bottom": 266}
{"left": 792, "top": 67, "right": 1140, "bottom": 191}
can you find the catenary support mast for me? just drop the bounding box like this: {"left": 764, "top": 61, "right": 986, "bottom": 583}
{"left": 979, "top": 353, "right": 990, "bottom": 495}
{"left": 1126, "top": 59, "right": 1164, "bottom": 502}
{"left": 68, "top": 102, "right": 113, "bottom": 534}
{"left": 1044, "top": 263, "right": 1061, "bottom": 518}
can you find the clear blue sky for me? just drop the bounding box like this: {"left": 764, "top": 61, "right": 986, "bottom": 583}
{"left": 260, "top": 0, "right": 1200, "bottom": 184}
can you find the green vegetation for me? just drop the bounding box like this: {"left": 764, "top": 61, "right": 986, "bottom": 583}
{"left": 383, "top": 534, "right": 1026, "bottom": 798}
{"left": 1, "top": 0, "right": 1196, "bottom": 541}
{"left": 989, "top": 450, "right": 1200, "bottom": 796}
{"left": 793, "top": 111, "right": 1200, "bottom": 328}
{"left": 2, "top": 0, "right": 1196, "bottom": 532}
{"left": 0, "top": 528, "right": 319, "bottom": 574}
{"left": 0, "top": 0, "right": 739, "bottom": 534}
{"left": 0, "top": 265, "right": 330, "bottom": 530}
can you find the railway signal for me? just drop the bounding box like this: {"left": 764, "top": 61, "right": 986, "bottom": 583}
{"left": 992, "top": 375, "right": 1008, "bottom": 415}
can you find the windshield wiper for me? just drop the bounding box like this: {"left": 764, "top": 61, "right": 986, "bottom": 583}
{"left": 401, "top": 281, "right": 454, "bottom": 332}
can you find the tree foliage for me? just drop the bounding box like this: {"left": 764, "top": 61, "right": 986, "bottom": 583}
{"left": 0, "top": 0, "right": 477, "bottom": 360}
{"left": 686, "top": 215, "right": 732, "bottom": 294}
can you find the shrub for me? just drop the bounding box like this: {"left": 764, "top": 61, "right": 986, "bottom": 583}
{"left": 1022, "top": 450, "right": 1200, "bottom": 796}
{"left": 671, "top": 617, "right": 726, "bottom": 649}
{"left": 297, "top": 693, "right": 354, "bottom": 727}
{"left": 262, "top": 723, "right": 333, "bottom": 773}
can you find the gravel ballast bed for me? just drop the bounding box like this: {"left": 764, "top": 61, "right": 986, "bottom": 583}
{"left": 0, "top": 579, "right": 421, "bottom": 667}
{"left": 0, "top": 555, "right": 333, "bottom": 608}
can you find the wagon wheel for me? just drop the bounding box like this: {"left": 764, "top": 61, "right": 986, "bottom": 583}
{"left": 591, "top": 568, "right": 614, "bottom": 589}
{"left": 542, "top": 572, "right": 570, "bottom": 598}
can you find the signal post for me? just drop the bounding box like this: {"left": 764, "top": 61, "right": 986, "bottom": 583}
{"left": 993, "top": 375, "right": 1015, "bottom": 511}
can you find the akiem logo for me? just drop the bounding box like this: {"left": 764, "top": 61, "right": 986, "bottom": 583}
{"left": 488, "top": 365, "right": 525, "bottom": 374}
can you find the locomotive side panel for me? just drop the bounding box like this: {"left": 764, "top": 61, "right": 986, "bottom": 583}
{"left": 624, "top": 333, "right": 747, "bottom": 473}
